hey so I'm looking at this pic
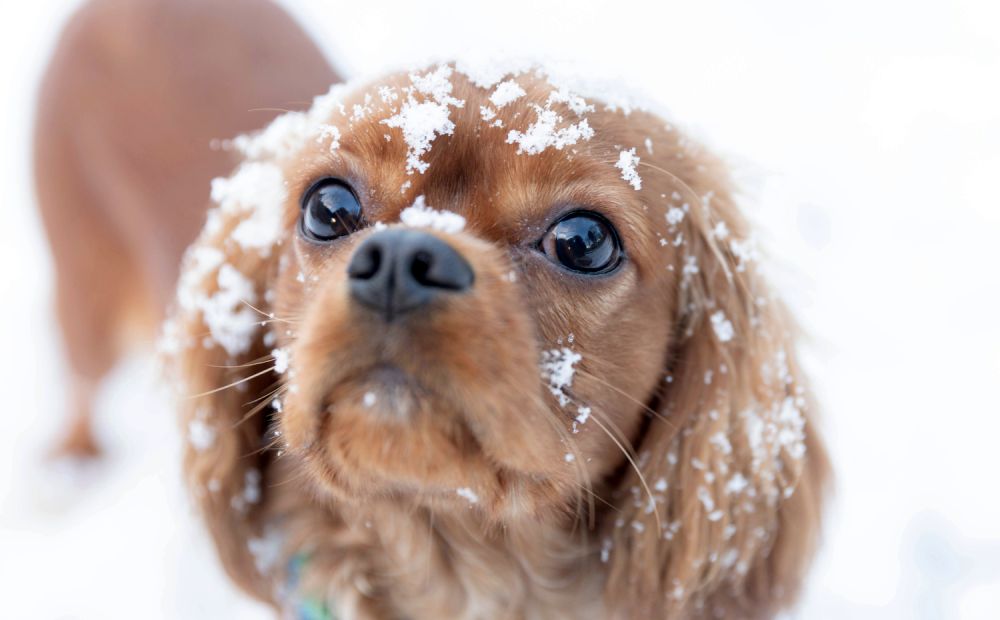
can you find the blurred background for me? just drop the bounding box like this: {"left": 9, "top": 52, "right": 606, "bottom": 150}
{"left": 1, "top": 0, "right": 998, "bottom": 617}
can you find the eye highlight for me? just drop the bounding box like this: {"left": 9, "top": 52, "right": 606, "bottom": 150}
{"left": 540, "top": 211, "right": 623, "bottom": 274}
{"left": 300, "top": 178, "right": 363, "bottom": 243}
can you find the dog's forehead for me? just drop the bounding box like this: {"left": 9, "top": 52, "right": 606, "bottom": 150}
{"left": 316, "top": 65, "right": 648, "bottom": 230}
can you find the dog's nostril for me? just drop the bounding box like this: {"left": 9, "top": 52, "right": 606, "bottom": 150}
{"left": 410, "top": 250, "right": 433, "bottom": 286}
{"left": 348, "top": 245, "right": 381, "bottom": 280}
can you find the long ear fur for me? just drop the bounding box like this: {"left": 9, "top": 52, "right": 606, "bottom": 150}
{"left": 604, "top": 149, "right": 830, "bottom": 618}
{"left": 162, "top": 162, "right": 290, "bottom": 605}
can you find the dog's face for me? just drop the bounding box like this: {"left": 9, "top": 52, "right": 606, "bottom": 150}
{"left": 170, "top": 63, "right": 828, "bottom": 616}
{"left": 266, "top": 68, "right": 673, "bottom": 518}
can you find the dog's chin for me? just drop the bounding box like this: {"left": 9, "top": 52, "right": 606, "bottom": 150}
{"left": 281, "top": 365, "right": 580, "bottom": 519}
{"left": 282, "top": 368, "right": 495, "bottom": 504}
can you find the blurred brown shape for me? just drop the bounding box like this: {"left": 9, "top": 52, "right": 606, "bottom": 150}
{"left": 33, "top": 0, "right": 340, "bottom": 460}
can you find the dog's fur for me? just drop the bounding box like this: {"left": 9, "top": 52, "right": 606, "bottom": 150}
{"left": 36, "top": 2, "right": 828, "bottom": 618}
{"left": 33, "top": 0, "right": 338, "bottom": 457}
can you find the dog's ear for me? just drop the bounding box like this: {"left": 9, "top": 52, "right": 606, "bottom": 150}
{"left": 603, "top": 151, "right": 830, "bottom": 617}
{"left": 162, "top": 162, "right": 292, "bottom": 604}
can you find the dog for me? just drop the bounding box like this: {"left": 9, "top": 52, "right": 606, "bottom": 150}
{"left": 36, "top": 2, "right": 829, "bottom": 618}
{"left": 163, "top": 64, "right": 830, "bottom": 618}
{"left": 33, "top": 0, "right": 338, "bottom": 458}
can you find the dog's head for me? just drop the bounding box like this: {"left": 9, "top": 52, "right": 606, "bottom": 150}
{"left": 166, "top": 64, "right": 828, "bottom": 617}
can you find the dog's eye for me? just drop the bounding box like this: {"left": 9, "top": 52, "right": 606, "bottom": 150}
{"left": 540, "top": 211, "right": 623, "bottom": 274}
{"left": 300, "top": 178, "right": 363, "bottom": 242}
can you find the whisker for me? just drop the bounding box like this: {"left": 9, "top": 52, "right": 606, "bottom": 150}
{"left": 185, "top": 318, "right": 298, "bottom": 349}
{"left": 575, "top": 369, "right": 675, "bottom": 430}
{"left": 587, "top": 409, "right": 662, "bottom": 535}
{"left": 208, "top": 355, "right": 279, "bottom": 370}
{"left": 240, "top": 299, "right": 297, "bottom": 325}
{"left": 247, "top": 107, "right": 296, "bottom": 114}
{"left": 235, "top": 385, "right": 287, "bottom": 428}
{"left": 576, "top": 482, "right": 616, "bottom": 512}
{"left": 634, "top": 160, "right": 735, "bottom": 283}
{"left": 187, "top": 366, "right": 276, "bottom": 399}
{"left": 250, "top": 420, "right": 290, "bottom": 456}
{"left": 243, "top": 381, "right": 286, "bottom": 408}
{"left": 266, "top": 465, "right": 313, "bottom": 488}
{"left": 255, "top": 317, "right": 301, "bottom": 328}
{"left": 543, "top": 410, "right": 595, "bottom": 534}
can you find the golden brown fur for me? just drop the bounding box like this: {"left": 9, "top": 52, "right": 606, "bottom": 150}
{"left": 33, "top": 0, "right": 338, "bottom": 457}
{"left": 165, "top": 66, "right": 830, "bottom": 619}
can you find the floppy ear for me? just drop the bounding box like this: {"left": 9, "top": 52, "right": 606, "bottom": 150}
{"left": 162, "top": 161, "right": 291, "bottom": 605}
{"left": 603, "top": 155, "right": 830, "bottom": 617}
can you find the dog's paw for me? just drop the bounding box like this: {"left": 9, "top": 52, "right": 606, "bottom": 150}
{"left": 46, "top": 415, "right": 102, "bottom": 462}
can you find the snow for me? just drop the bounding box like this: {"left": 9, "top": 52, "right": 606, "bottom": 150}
{"left": 615, "top": 147, "right": 642, "bottom": 190}
{"left": 489, "top": 79, "right": 526, "bottom": 108}
{"left": 247, "top": 527, "right": 284, "bottom": 576}
{"left": 776, "top": 396, "right": 807, "bottom": 461}
{"left": 712, "top": 220, "right": 730, "bottom": 240}
{"left": 272, "top": 348, "right": 290, "bottom": 374}
{"left": 710, "top": 310, "right": 735, "bottom": 343}
{"left": 383, "top": 99, "right": 455, "bottom": 174}
{"left": 697, "top": 486, "right": 716, "bottom": 513}
{"left": 187, "top": 416, "right": 216, "bottom": 453}
{"left": 4, "top": 0, "right": 1000, "bottom": 618}
{"left": 726, "top": 473, "right": 750, "bottom": 494}
{"left": 232, "top": 111, "right": 314, "bottom": 161}
{"left": 399, "top": 195, "right": 466, "bottom": 233}
{"left": 362, "top": 392, "right": 376, "bottom": 407}
{"left": 316, "top": 123, "right": 341, "bottom": 151}
{"left": 202, "top": 264, "right": 260, "bottom": 357}
{"left": 231, "top": 468, "right": 263, "bottom": 513}
{"left": 506, "top": 106, "right": 594, "bottom": 155}
{"left": 709, "top": 431, "right": 732, "bottom": 455}
{"left": 539, "top": 348, "right": 582, "bottom": 406}
{"left": 209, "top": 162, "right": 288, "bottom": 256}
{"left": 382, "top": 65, "right": 464, "bottom": 174}
{"left": 455, "top": 487, "right": 479, "bottom": 504}
{"left": 665, "top": 206, "right": 686, "bottom": 227}
{"left": 729, "top": 236, "right": 758, "bottom": 272}
{"left": 453, "top": 56, "right": 534, "bottom": 89}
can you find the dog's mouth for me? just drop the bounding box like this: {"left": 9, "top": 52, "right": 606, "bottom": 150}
{"left": 278, "top": 326, "right": 582, "bottom": 515}
{"left": 337, "top": 363, "right": 429, "bottom": 418}
{"left": 287, "top": 360, "right": 512, "bottom": 507}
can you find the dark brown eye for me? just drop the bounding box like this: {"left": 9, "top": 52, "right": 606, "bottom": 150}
{"left": 540, "top": 211, "right": 623, "bottom": 274}
{"left": 300, "top": 178, "right": 363, "bottom": 242}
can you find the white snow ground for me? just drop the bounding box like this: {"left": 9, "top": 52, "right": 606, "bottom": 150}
{"left": 2, "top": 0, "right": 999, "bottom": 618}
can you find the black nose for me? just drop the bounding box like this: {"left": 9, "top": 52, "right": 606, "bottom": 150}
{"left": 347, "top": 229, "right": 474, "bottom": 320}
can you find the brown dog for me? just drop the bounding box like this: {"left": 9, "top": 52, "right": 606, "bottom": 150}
{"left": 33, "top": 0, "right": 338, "bottom": 458}
{"left": 36, "top": 3, "right": 829, "bottom": 618}
{"left": 165, "top": 64, "right": 830, "bottom": 618}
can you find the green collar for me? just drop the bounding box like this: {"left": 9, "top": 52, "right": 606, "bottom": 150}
{"left": 284, "top": 553, "right": 337, "bottom": 620}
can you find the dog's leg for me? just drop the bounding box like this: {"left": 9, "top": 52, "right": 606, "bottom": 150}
{"left": 40, "top": 193, "right": 149, "bottom": 461}
{"left": 51, "top": 377, "right": 100, "bottom": 460}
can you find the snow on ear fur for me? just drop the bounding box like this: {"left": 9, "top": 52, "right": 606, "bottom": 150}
{"left": 603, "top": 159, "right": 830, "bottom": 618}
{"left": 161, "top": 160, "right": 290, "bottom": 603}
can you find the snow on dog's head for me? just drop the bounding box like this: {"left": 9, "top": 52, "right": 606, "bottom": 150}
{"left": 166, "top": 62, "right": 828, "bottom": 618}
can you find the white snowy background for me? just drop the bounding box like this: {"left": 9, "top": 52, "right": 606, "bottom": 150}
{"left": 2, "top": 0, "right": 999, "bottom": 618}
